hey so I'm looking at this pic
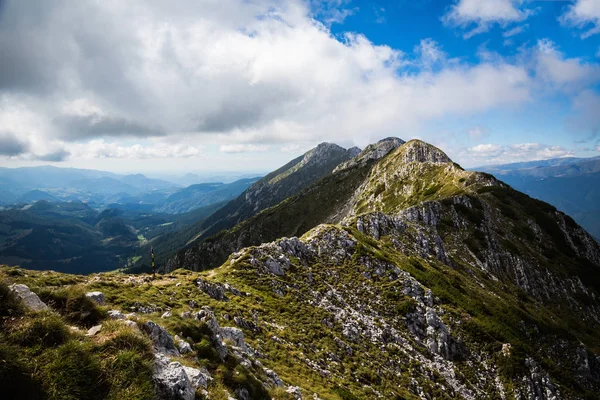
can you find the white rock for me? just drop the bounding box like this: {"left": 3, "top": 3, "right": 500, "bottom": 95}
{"left": 9, "top": 284, "right": 48, "bottom": 311}
{"left": 85, "top": 291, "right": 105, "bottom": 305}
{"left": 123, "top": 320, "right": 141, "bottom": 333}
{"left": 183, "top": 366, "right": 212, "bottom": 390}
{"left": 162, "top": 311, "right": 172, "bottom": 318}
{"left": 142, "top": 321, "right": 181, "bottom": 356}
{"left": 108, "top": 310, "right": 125, "bottom": 320}
{"left": 220, "top": 327, "right": 247, "bottom": 351}
{"left": 153, "top": 354, "right": 195, "bottom": 400}
{"left": 175, "top": 335, "right": 193, "bottom": 354}
{"left": 87, "top": 325, "right": 102, "bottom": 336}
{"left": 286, "top": 386, "right": 302, "bottom": 400}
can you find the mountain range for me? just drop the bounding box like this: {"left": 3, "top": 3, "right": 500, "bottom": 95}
{"left": 2, "top": 137, "right": 599, "bottom": 399}
{"left": 0, "top": 166, "right": 258, "bottom": 214}
{"left": 476, "top": 156, "right": 600, "bottom": 239}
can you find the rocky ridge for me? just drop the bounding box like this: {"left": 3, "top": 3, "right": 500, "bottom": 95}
{"left": 166, "top": 138, "right": 405, "bottom": 272}
{"left": 3, "top": 138, "right": 600, "bottom": 399}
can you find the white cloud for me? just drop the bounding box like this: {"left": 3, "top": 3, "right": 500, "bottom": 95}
{"left": 0, "top": 1, "right": 599, "bottom": 170}
{"left": 414, "top": 39, "right": 447, "bottom": 70}
{"left": 503, "top": 24, "right": 528, "bottom": 38}
{"left": 559, "top": 0, "right": 600, "bottom": 38}
{"left": 219, "top": 144, "right": 269, "bottom": 153}
{"left": 442, "top": 0, "right": 531, "bottom": 38}
{"left": 467, "top": 142, "right": 574, "bottom": 165}
{"left": 68, "top": 140, "right": 204, "bottom": 159}
{"left": 533, "top": 39, "right": 600, "bottom": 89}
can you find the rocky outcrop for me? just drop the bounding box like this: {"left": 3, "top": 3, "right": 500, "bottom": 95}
{"left": 182, "top": 366, "right": 212, "bottom": 390}
{"left": 143, "top": 321, "right": 181, "bottom": 357}
{"left": 9, "top": 284, "right": 48, "bottom": 311}
{"left": 333, "top": 137, "right": 404, "bottom": 173}
{"left": 153, "top": 354, "right": 195, "bottom": 400}
{"left": 108, "top": 309, "right": 124, "bottom": 319}
{"left": 85, "top": 291, "right": 105, "bottom": 305}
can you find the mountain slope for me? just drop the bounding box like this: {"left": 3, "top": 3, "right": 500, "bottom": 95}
{"left": 190, "top": 143, "right": 360, "bottom": 243}
{"left": 165, "top": 138, "right": 403, "bottom": 271}
{"left": 3, "top": 140, "right": 599, "bottom": 399}
{"left": 155, "top": 178, "right": 259, "bottom": 214}
{"left": 476, "top": 156, "right": 600, "bottom": 239}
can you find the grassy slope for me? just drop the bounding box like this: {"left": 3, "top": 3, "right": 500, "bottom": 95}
{"left": 171, "top": 161, "right": 374, "bottom": 271}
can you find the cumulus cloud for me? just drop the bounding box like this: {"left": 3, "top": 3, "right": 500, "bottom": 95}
{"left": 414, "top": 39, "right": 447, "bottom": 70}
{"left": 442, "top": 0, "right": 531, "bottom": 38}
{"left": 55, "top": 114, "right": 165, "bottom": 141}
{"left": 467, "top": 142, "right": 574, "bottom": 165}
{"left": 0, "top": 1, "right": 598, "bottom": 168}
{"left": 68, "top": 140, "right": 203, "bottom": 159}
{"left": 533, "top": 39, "right": 600, "bottom": 90}
{"left": 219, "top": 144, "right": 269, "bottom": 153}
{"left": 0, "top": 131, "right": 29, "bottom": 156}
{"left": 559, "top": 0, "right": 600, "bottom": 38}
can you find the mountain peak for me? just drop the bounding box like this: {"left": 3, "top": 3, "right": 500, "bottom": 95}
{"left": 396, "top": 139, "right": 452, "bottom": 164}
{"left": 333, "top": 137, "right": 405, "bottom": 173}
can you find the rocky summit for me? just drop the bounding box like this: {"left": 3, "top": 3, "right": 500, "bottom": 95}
{"left": 1, "top": 138, "right": 600, "bottom": 400}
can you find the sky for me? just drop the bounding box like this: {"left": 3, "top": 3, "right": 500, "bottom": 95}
{"left": 0, "top": 0, "right": 599, "bottom": 174}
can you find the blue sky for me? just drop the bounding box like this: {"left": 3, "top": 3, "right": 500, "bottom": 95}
{"left": 0, "top": 0, "right": 599, "bottom": 173}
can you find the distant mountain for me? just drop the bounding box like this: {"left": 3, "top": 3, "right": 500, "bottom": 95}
{"left": 476, "top": 155, "right": 600, "bottom": 239}
{"left": 155, "top": 178, "right": 259, "bottom": 214}
{"left": 17, "top": 190, "right": 58, "bottom": 203}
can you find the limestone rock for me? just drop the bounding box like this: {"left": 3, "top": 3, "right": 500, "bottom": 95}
{"left": 9, "top": 284, "right": 48, "bottom": 311}
{"left": 174, "top": 335, "right": 193, "bottom": 354}
{"left": 143, "top": 321, "right": 181, "bottom": 356}
{"left": 196, "top": 279, "right": 227, "bottom": 301}
{"left": 221, "top": 327, "right": 247, "bottom": 352}
{"left": 153, "top": 354, "right": 194, "bottom": 400}
{"left": 183, "top": 366, "right": 212, "bottom": 390}
{"left": 87, "top": 325, "right": 102, "bottom": 336}
{"left": 286, "top": 386, "right": 302, "bottom": 399}
{"left": 108, "top": 310, "right": 124, "bottom": 320}
{"left": 85, "top": 291, "right": 106, "bottom": 305}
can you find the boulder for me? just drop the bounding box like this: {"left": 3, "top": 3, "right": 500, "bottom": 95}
{"left": 265, "top": 257, "right": 284, "bottom": 276}
{"left": 87, "top": 325, "right": 102, "bottom": 336}
{"left": 85, "top": 291, "right": 106, "bottom": 305}
{"left": 108, "top": 310, "right": 125, "bottom": 320}
{"left": 123, "top": 320, "right": 141, "bottom": 333}
{"left": 286, "top": 386, "right": 302, "bottom": 399}
{"left": 143, "top": 321, "right": 181, "bottom": 356}
{"left": 183, "top": 366, "right": 212, "bottom": 390}
{"left": 197, "top": 279, "right": 227, "bottom": 301}
{"left": 9, "top": 284, "right": 48, "bottom": 311}
{"left": 153, "top": 354, "right": 195, "bottom": 400}
{"left": 221, "top": 327, "right": 247, "bottom": 352}
{"left": 174, "top": 335, "right": 193, "bottom": 354}
{"left": 162, "top": 311, "right": 172, "bottom": 318}
{"left": 264, "top": 368, "right": 284, "bottom": 387}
